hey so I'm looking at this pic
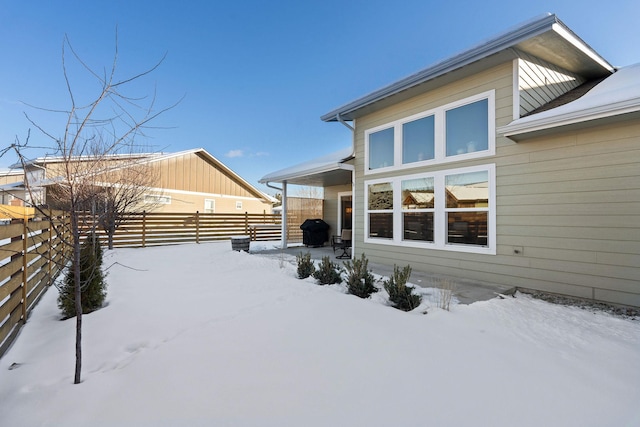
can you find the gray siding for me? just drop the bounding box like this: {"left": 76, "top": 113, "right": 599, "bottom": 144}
{"left": 352, "top": 60, "right": 640, "bottom": 307}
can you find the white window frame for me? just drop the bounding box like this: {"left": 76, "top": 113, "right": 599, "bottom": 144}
{"left": 204, "top": 199, "right": 215, "bottom": 213}
{"left": 364, "top": 90, "right": 495, "bottom": 175}
{"left": 235, "top": 201, "right": 243, "bottom": 210}
{"left": 364, "top": 164, "right": 496, "bottom": 255}
{"left": 145, "top": 194, "right": 171, "bottom": 204}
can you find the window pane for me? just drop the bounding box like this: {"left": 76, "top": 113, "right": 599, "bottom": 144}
{"left": 403, "top": 212, "right": 433, "bottom": 242}
{"left": 403, "top": 115, "right": 434, "bottom": 164}
{"left": 447, "top": 212, "right": 488, "bottom": 246}
{"left": 369, "top": 213, "right": 393, "bottom": 238}
{"left": 368, "top": 182, "right": 393, "bottom": 210}
{"left": 369, "top": 127, "right": 394, "bottom": 169}
{"left": 402, "top": 177, "right": 434, "bottom": 209}
{"left": 445, "top": 99, "right": 488, "bottom": 156}
{"left": 445, "top": 171, "right": 489, "bottom": 208}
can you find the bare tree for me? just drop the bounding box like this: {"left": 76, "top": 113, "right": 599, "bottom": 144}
{"left": 11, "top": 32, "right": 177, "bottom": 384}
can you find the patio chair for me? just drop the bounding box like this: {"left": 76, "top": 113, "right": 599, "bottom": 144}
{"left": 331, "top": 229, "right": 352, "bottom": 259}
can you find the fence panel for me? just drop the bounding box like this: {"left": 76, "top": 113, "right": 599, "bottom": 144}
{"left": 0, "top": 212, "right": 68, "bottom": 358}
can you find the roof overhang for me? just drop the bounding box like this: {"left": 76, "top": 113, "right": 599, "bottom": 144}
{"left": 499, "top": 63, "right": 640, "bottom": 141}
{"left": 259, "top": 148, "right": 354, "bottom": 187}
{"left": 321, "top": 14, "right": 614, "bottom": 123}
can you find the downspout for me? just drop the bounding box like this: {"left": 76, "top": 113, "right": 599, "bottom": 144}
{"left": 336, "top": 113, "right": 354, "bottom": 132}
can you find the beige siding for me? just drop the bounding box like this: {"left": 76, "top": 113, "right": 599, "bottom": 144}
{"left": 324, "top": 184, "right": 352, "bottom": 236}
{"left": 38, "top": 151, "right": 272, "bottom": 215}
{"left": 154, "top": 152, "right": 262, "bottom": 200}
{"left": 352, "top": 61, "right": 640, "bottom": 307}
{"left": 146, "top": 189, "right": 272, "bottom": 214}
{"left": 517, "top": 54, "right": 585, "bottom": 116}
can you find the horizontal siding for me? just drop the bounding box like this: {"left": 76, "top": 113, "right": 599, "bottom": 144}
{"left": 517, "top": 54, "right": 585, "bottom": 116}
{"left": 351, "top": 60, "right": 640, "bottom": 307}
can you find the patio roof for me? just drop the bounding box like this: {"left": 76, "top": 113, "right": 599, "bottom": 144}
{"left": 259, "top": 147, "right": 353, "bottom": 187}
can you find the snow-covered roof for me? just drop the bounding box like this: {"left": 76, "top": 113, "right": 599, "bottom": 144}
{"left": 499, "top": 63, "right": 640, "bottom": 139}
{"left": 321, "top": 14, "right": 613, "bottom": 122}
{"left": 259, "top": 147, "right": 353, "bottom": 187}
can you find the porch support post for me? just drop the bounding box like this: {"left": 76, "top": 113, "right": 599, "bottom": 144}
{"left": 281, "top": 180, "right": 288, "bottom": 249}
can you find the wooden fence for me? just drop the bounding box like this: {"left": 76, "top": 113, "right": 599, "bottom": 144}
{"left": 81, "top": 211, "right": 283, "bottom": 248}
{"left": 0, "top": 214, "right": 69, "bottom": 358}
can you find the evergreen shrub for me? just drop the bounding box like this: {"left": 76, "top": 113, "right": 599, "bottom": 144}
{"left": 312, "top": 256, "right": 342, "bottom": 285}
{"left": 296, "top": 251, "right": 315, "bottom": 279}
{"left": 383, "top": 264, "right": 421, "bottom": 311}
{"left": 58, "top": 234, "right": 107, "bottom": 318}
{"left": 344, "top": 253, "right": 377, "bottom": 298}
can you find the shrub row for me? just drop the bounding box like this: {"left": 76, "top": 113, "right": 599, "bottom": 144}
{"left": 296, "top": 251, "right": 422, "bottom": 311}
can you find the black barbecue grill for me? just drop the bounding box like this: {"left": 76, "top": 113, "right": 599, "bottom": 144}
{"left": 300, "top": 219, "right": 329, "bottom": 247}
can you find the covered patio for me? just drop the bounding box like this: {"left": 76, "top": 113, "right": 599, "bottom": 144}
{"left": 259, "top": 147, "right": 354, "bottom": 250}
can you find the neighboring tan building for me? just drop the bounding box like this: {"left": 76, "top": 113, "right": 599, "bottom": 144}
{"left": 261, "top": 14, "right": 640, "bottom": 307}
{"left": 5, "top": 148, "right": 274, "bottom": 215}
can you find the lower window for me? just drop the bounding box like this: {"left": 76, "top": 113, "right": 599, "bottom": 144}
{"left": 365, "top": 164, "right": 495, "bottom": 254}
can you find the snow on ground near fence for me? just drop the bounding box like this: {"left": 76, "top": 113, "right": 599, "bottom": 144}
{"left": 0, "top": 242, "right": 639, "bottom": 427}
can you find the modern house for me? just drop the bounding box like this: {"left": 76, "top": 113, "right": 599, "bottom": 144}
{"left": 1, "top": 148, "right": 275, "bottom": 215}
{"left": 260, "top": 14, "right": 640, "bottom": 307}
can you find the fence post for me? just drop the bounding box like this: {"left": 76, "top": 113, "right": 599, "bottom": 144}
{"left": 21, "top": 218, "right": 28, "bottom": 321}
{"left": 195, "top": 211, "right": 200, "bottom": 244}
{"left": 47, "top": 210, "right": 52, "bottom": 286}
{"left": 142, "top": 211, "right": 147, "bottom": 248}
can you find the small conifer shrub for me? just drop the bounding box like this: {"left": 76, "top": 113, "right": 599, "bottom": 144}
{"left": 344, "top": 253, "right": 377, "bottom": 298}
{"left": 296, "top": 251, "right": 315, "bottom": 279}
{"left": 312, "top": 256, "right": 342, "bottom": 285}
{"left": 58, "top": 234, "right": 107, "bottom": 318}
{"left": 383, "top": 264, "right": 421, "bottom": 311}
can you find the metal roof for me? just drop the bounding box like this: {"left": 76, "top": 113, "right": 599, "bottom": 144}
{"left": 321, "top": 14, "right": 614, "bottom": 123}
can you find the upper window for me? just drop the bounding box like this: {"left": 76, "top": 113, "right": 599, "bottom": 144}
{"left": 236, "top": 201, "right": 243, "bottom": 210}
{"left": 368, "top": 127, "right": 394, "bottom": 170}
{"left": 445, "top": 99, "right": 488, "bottom": 156}
{"left": 403, "top": 115, "right": 435, "bottom": 164}
{"left": 365, "top": 91, "right": 495, "bottom": 173}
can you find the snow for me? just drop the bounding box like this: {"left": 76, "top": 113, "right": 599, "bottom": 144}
{"left": 259, "top": 147, "right": 352, "bottom": 184}
{"left": 1, "top": 242, "right": 639, "bottom": 426}
{"left": 500, "top": 63, "right": 640, "bottom": 135}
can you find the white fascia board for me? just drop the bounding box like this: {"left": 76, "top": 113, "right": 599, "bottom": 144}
{"left": 552, "top": 24, "right": 615, "bottom": 73}
{"left": 500, "top": 99, "right": 640, "bottom": 137}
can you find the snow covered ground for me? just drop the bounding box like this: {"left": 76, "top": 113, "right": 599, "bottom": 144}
{"left": 1, "top": 242, "right": 639, "bottom": 426}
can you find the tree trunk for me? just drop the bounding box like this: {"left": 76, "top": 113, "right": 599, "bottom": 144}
{"left": 72, "top": 212, "right": 83, "bottom": 384}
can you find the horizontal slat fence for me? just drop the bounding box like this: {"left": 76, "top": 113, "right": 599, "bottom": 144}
{"left": 0, "top": 212, "right": 69, "bottom": 358}
{"left": 79, "top": 211, "right": 283, "bottom": 248}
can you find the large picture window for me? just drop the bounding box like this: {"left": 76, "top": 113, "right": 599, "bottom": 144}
{"left": 403, "top": 115, "right": 435, "bottom": 164}
{"left": 365, "top": 164, "right": 495, "bottom": 254}
{"left": 365, "top": 91, "right": 495, "bottom": 173}
{"left": 368, "top": 127, "right": 394, "bottom": 170}
{"left": 445, "top": 99, "right": 489, "bottom": 156}
{"left": 402, "top": 177, "right": 434, "bottom": 242}
{"left": 445, "top": 171, "right": 489, "bottom": 246}
{"left": 367, "top": 182, "right": 393, "bottom": 239}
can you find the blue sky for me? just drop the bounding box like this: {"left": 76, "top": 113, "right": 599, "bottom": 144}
{"left": 1, "top": 0, "right": 638, "bottom": 195}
